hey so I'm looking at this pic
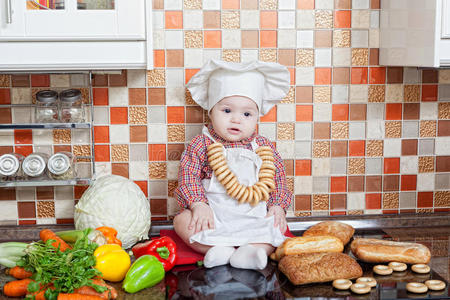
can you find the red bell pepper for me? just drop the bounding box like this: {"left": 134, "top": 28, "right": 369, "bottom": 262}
{"left": 131, "top": 236, "right": 177, "bottom": 272}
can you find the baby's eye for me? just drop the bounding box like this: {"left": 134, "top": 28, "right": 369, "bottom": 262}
{"left": 224, "top": 108, "right": 231, "bottom": 113}
{"left": 244, "top": 112, "right": 251, "bottom": 117}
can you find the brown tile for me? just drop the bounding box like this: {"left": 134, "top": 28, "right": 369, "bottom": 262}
{"left": 296, "top": 86, "right": 313, "bottom": 103}
{"left": 153, "top": 0, "right": 164, "bottom": 9}
{"left": 284, "top": 159, "right": 294, "bottom": 176}
{"left": 369, "top": 48, "right": 379, "bottom": 65}
{"left": 333, "top": 68, "right": 350, "bottom": 84}
{"left": 167, "top": 143, "right": 185, "bottom": 161}
{"left": 185, "top": 106, "right": 204, "bottom": 123}
{"left": 349, "top": 104, "right": 366, "bottom": 120}
{"left": 148, "top": 88, "right": 166, "bottom": 105}
{"left": 348, "top": 158, "right": 365, "bottom": 174}
{"left": 383, "top": 175, "right": 399, "bottom": 192}
{"left": 435, "top": 191, "right": 450, "bottom": 207}
{"left": 313, "top": 122, "right": 330, "bottom": 139}
{"left": 439, "top": 103, "right": 450, "bottom": 119}
{"left": 422, "top": 69, "right": 438, "bottom": 83}
{"left": 404, "top": 85, "right": 420, "bottom": 102}
{"left": 0, "top": 75, "right": 11, "bottom": 87}
{"left": 403, "top": 103, "right": 420, "bottom": 120}
{"left": 330, "top": 194, "right": 346, "bottom": 210}
{"left": 331, "top": 140, "right": 348, "bottom": 157}
{"left": 18, "top": 201, "right": 36, "bottom": 218}
{"left": 168, "top": 125, "right": 185, "bottom": 142}
{"left": 335, "top": 0, "right": 351, "bottom": 9}
{"left": 368, "top": 85, "right": 385, "bottom": 102}
{"left": 0, "top": 146, "right": 14, "bottom": 156}
{"left": 11, "top": 75, "right": 30, "bottom": 87}
{"left": 438, "top": 120, "right": 450, "bottom": 136}
{"left": 387, "top": 67, "right": 403, "bottom": 84}
{"left": 419, "top": 156, "right": 434, "bottom": 173}
{"left": 112, "top": 163, "right": 129, "bottom": 178}
{"left": 420, "top": 120, "right": 436, "bottom": 137}
{"left": 129, "top": 88, "right": 146, "bottom": 105}
{"left": 385, "top": 121, "right": 402, "bottom": 138}
{"left": 401, "top": 139, "right": 418, "bottom": 156}
{"left": 204, "top": 11, "right": 221, "bottom": 28}
{"left": 313, "top": 194, "right": 329, "bottom": 210}
{"left": 166, "top": 50, "right": 184, "bottom": 67}
{"left": 151, "top": 199, "right": 167, "bottom": 215}
{"left": 436, "top": 156, "right": 450, "bottom": 172}
{"left": 242, "top": 30, "right": 258, "bottom": 48}
{"left": 92, "top": 74, "right": 108, "bottom": 86}
{"left": 37, "top": 201, "right": 55, "bottom": 218}
{"left": 109, "top": 70, "right": 127, "bottom": 87}
{"left": 0, "top": 108, "right": 12, "bottom": 124}
{"left": 278, "top": 49, "right": 295, "bottom": 67}
{"left": 54, "top": 145, "right": 72, "bottom": 153}
{"left": 130, "top": 126, "right": 147, "bottom": 143}
{"left": 314, "top": 30, "right": 332, "bottom": 48}
{"left": 149, "top": 162, "right": 167, "bottom": 179}
{"left": 241, "top": 0, "right": 258, "bottom": 9}
{"left": 366, "top": 176, "right": 382, "bottom": 192}
{"left": 383, "top": 192, "right": 399, "bottom": 209}
{"left": 36, "top": 187, "right": 54, "bottom": 200}
{"left": 348, "top": 176, "right": 364, "bottom": 192}
{"left": 0, "top": 88, "right": 11, "bottom": 104}
{"left": 0, "top": 188, "right": 15, "bottom": 200}
{"left": 371, "top": 0, "right": 380, "bottom": 9}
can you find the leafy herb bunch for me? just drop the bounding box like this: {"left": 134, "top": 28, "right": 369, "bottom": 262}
{"left": 17, "top": 228, "right": 107, "bottom": 299}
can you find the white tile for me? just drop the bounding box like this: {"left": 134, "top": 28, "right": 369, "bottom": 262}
{"left": 130, "top": 144, "right": 147, "bottom": 161}
{"left": 313, "top": 177, "right": 329, "bottom": 193}
{"left": 278, "top": 30, "right": 296, "bottom": 48}
{"left": 365, "top": 209, "right": 382, "bottom": 215}
{"left": 167, "top": 197, "right": 181, "bottom": 216}
{"left": 296, "top": 67, "right": 314, "bottom": 85}
{"left": 295, "top": 141, "right": 311, "bottom": 158}
{"left": 183, "top": 10, "right": 203, "bottom": 29}
{"left": 314, "top": 49, "right": 332, "bottom": 67}
{"left": 167, "top": 87, "right": 186, "bottom": 106}
{"left": 167, "top": 161, "right": 180, "bottom": 180}
{"left": 352, "top": 10, "right": 370, "bottom": 28}
{"left": 32, "top": 130, "right": 52, "bottom": 145}
{"left": 295, "top": 123, "right": 312, "bottom": 140}
{"left": 439, "top": 69, "right": 450, "bottom": 83}
{"left": 279, "top": 11, "right": 296, "bottom": 29}
{"left": 278, "top": 0, "right": 296, "bottom": 9}
{"left": 419, "top": 139, "right": 434, "bottom": 155}
{"left": 315, "top": 0, "right": 334, "bottom": 9}
{"left": 93, "top": 107, "right": 109, "bottom": 125}
{"left": 347, "top": 193, "right": 365, "bottom": 210}
{"left": 331, "top": 158, "right": 346, "bottom": 175}
{"left": 332, "top": 85, "right": 349, "bottom": 103}
{"left": 277, "top": 141, "right": 295, "bottom": 159}
{"left": 16, "top": 187, "right": 35, "bottom": 201}
{"left": 12, "top": 107, "right": 32, "bottom": 123}
{"left": 185, "top": 124, "right": 202, "bottom": 141}
{"left": 184, "top": 49, "right": 204, "bottom": 68}
{"left": 349, "top": 85, "right": 368, "bottom": 103}
{"left": 349, "top": 122, "right": 366, "bottom": 139}
{"left": 0, "top": 201, "right": 17, "bottom": 220}
{"left": 72, "top": 129, "right": 90, "bottom": 144}
{"left": 370, "top": 11, "right": 380, "bottom": 28}
{"left": 296, "top": 10, "right": 315, "bottom": 29}
{"left": 127, "top": 70, "right": 146, "bottom": 88}
{"left": 165, "top": 0, "right": 182, "bottom": 9}
{"left": 404, "top": 67, "right": 421, "bottom": 83}
{"left": 70, "top": 74, "right": 89, "bottom": 86}
{"left": 402, "top": 121, "right": 418, "bottom": 138}
{"left": 313, "top": 103, "right": 331, "bottom": 121}
{"left": 435, "top": 137, "right": 450, "bottom": 155}
{"left": 259, "top": 123, "right": 276, "bottom": 140}
{"left": 417, "top": 173, "right": 435, "bottom": 191}
{"left": 295, "top": 176, "right": 312, "bottom": 194}
{"left": 34, "top": 145, "right": 51, "bottom": 156}
{"left": 148, "top": 106, "right": 166, "bottom": 123}
{"left": 11, "top": 88, "right": 32, "bottom": 104}
{"left": 384, "top": 139, "right": 401, "bottom": 157}
{"left": 420, "top": 103, "right": 438, "bottom": 119}
{"left": 369, "top": 29, "right": 379, "bottom": 48}
{"left": 365, "top": 158, "right": 382, "bottom": 174}
{"left": 152, "top": 10, "right": 164, "bottom": 29}
{"left": 241, "top": 50, "right": 259, "bottom": 62}
{"left": 149, "top": 180, "right": 168, "bottom": 197}
{"left": 352, "top": 0, "right": 369, "bottom": 9}
{"left": 94, "top": 162, "right": 112, "bottom": 178}
{"left": 351, "top": 30, "right": 369, "bottom": 47}
{"left": 312, "top": 158, "right": 330, "bottom": 176}
{"left": 54, "top": 186, "right": 73, "bottom": 200}
{"left": 385, "top": 84, "right": 403, "bottom": 102}
{"left": 50, "top": 74, "right": 70, "bottom": 87}
{"left": 202, "top": 0, "right": 219, "bottom": 9}
{"left": 203, "top": 49, "right": 222, "bottom": 64}
{"left": 109, "top": 125, "right": 130, "bottom": 143}
{"left": 297, "top": 30, "right": 314, "bottom": 48}
{"left": 367, "top": 103, "right": 384, "bottom": 119}
{"left": 277, "top": 104, "right": 296, "bottom": 122}
{"left": 400, "top": 192, "right": 416, "bottom": 208}
{"left": 165, "top": 30, "right": 183, "bottom": 49}
{"left": 130, "top": 161, "right": 149, "bottom": 180}
{"left": 148, "top": 124, "right": 168, "bottom": 143}
{"left": 333, "top": 48, "right": 351, "bottom": 66}
{"left": 222, "top": 30, "right": 241, "bottom": 49}
{"left": 37, "top": 218, "right": 57, "bottom": 225}
{"left": 0, "top": 130, "right": 13, "bottom": 146}
{"left": 108, "top": 87, "right": 128, "bottom": 106}
{"left": 400, "top": 156, "right": 418, "bottom": 174}
{"left": 153, "top": 30, "right": 165, "bottom": 49}
{"left": 241, "top": 10, "right": 259, "bottom": 29}
{"left": 77, "top": 162, "right": 92, "bottom": 178}
{"left": 55, "top": 199, "right": 74, "bottom": 218}
{"left": 166, "top": 69, "right": 184, "bottom": 87}
{"left": 366, "top": 120, "right": 384, "bottom": 138}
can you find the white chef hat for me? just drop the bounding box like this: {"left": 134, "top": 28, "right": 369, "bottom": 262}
{"left": 186, "top": 59, "right": 290, "bottom": 116}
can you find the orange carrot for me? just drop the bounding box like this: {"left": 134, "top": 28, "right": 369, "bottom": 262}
{"left": 74, "top": 279, "right": 117, "bottom": 299}
{"left": 27, "top": 285, "right": 54, "bottom": 300}
{"left": 57, "top": 293, "right": 104, "bottom": 300}
{"left": 3, "top": 278, "right": 33, "bottom": 297}
{"left": 39, "top": 229, "right": 72, "bottom": 252}
{"left": 5, "top": 266, "right": 33, "bottom": 279}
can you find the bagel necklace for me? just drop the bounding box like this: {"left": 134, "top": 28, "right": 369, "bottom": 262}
{"left": 207, "top": 142, "right": 276, "bottom": 206}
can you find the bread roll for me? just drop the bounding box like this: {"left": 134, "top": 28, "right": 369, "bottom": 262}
{"left": 302, "top": 221, "right": 355, "bottom": 245}
{"left": 278, "top": 252, "right": 363, "bottom": 285}
{"left": 350, "top": 238, "right": 431, "bottom": 264}
{"left": 271, "top": 235, "right": 344, "bottom": 261}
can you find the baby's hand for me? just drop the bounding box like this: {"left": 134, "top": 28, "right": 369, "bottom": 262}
{"left": 189, "top": 202, "right": 215, "bottom": 234}
{"left": 266, "top": 206, "right": 287, "bottom": 234}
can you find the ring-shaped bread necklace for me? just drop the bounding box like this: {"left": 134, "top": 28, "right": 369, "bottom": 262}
{"left": 207, "top": 142, "right": 276, "bottom": 206}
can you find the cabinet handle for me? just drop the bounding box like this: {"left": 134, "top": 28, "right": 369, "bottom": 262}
{"left": 6, "top": 0, "right": 12, "bottom": 24}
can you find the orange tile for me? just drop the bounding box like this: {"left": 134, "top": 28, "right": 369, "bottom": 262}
{"left": 334, "top": 10, "right": 351, "bottom": 28}
{"left": 365, "top": 193, "right": 381, "bottom": 209}
{"left": 288, "top": 68, "right": 295, "bottom": 85}
{"left": 0, "top": 89, "right": 11, "bottom": 104}
{"left": 110, "top": 107, "right": 128, "bottom": 124}
{"left": 30, "top": 74, "right": 50, "bottom": 87}
{"left": 153, "top": 50, "right": 165, "bottom": 68}
{"left": 14, "top": 146, "right": 33, "bottom": 157}
{"left": 349, "top": 140, "right": 365, "bottom": 156}
{"left": 315, "top": 68, "right": 332, "bottom": 85}
{"left": 296, "top": 105, "right": 313, "bottom": 121}
{"left": 260, "top": 11, "right": 277, "bottom": 29}
{"left": 384, "top": 157, "right": 400, "bottom": 174}
{"left": 94, "top": 126, "right": 109, "bottom": 143}
{"left": 134, "top": 181, "right": 148, "bottom": 198}
{"left": 94, "top": 145, "right": 110, "bottom": 162}
{"left": 165, "top": 11, "right": 183, "bottom": 29}
{"left": 351, "top": 67, "right": 368, "bottom": 84}
{"left": 222, "top": 0, "right": 240, "bottom": 9}
{"left": 148, "top": 144, "right": 167, "bottom": 161}
{"left": 74, "top": 185, "right": 88, "bottom": 199}
{"left": 260, "top": 31, "right": 277, "bottom": 48}
{"left": 417, "top": 192, "right": 433, "bottom": 207}
{"left": 185, "top": 69, "right": 199, "bottom": 84}
{"left": 129, "top": 88, "right": 146, "bottom": 105}
{"left": 93, "top": 88, "right": 108, "bottom": 106}
{"left": 330, "top": 211, "right": 346, "bottom": 216}
{"left": 260, "top": 106, "right": 277, "bottom": 122}
{"left": 385, "top": 103, "right": 402, "bottom": 120}
{"left": 401, "top": 175, "right": 417, "bottom": 191}
{"left": 14, "top": 129, "right": 33, "bottom": 144}
{"left": 204, "top": 31, "right": 222, "bottom": 48}
{"left": 295, "top": 159, "right": 311, "bottom": 176}
{"left": 331, "top": 176, "right": 347, "bottom": 193}
{"left": 332, "top": 104, "right": 349, "bottom": 121}
{"left": 167, "top": 106, "right": 185, "bottom": 124}
{"left": 422, "top": 85, "right": 438, "bottom": 101}
{"left": 297, "top": 0, "right": 314, "bottom": 9}
{"left": 369, "top": 67, "right": 386, "bottom": 84}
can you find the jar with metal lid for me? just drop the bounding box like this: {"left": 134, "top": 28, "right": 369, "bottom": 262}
{"left": 22, "top": 153, "right": 49, "bottom": 178}
{"left": 48, "top": 152, "right": 76, "bottom": 180}
{"left": 35, "top": 90, "right": 59, "bottom": 123}
{"left": 59, "top": 89, "right": 84, "bottom": 123}
{"left": 0, "top": 153, "right": 24, "bottom": 180}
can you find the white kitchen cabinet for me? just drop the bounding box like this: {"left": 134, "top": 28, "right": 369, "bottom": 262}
{"left": 0, "top": 0, "right": 153, "bottom": 71}
{"left": 380, "top": 0, "right": 450, "bottom": 67}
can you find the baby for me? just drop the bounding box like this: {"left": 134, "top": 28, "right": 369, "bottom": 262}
{"left": 174, "top": 59, "right": 292, "bottom": 270}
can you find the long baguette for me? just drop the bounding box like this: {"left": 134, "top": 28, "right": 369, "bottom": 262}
{"left": 350, "top": 238, "right": 431, "bottom": 264}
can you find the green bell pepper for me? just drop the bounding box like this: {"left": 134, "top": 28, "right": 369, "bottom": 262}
{"left": 122, "top": 255, "right": 165, "bottom": 293}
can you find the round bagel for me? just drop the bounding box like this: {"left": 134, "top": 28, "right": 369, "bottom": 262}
{"left": 207, "top": 146, "right": 223, "bottom": 156}
{"left": 225, "top": 176, "right": 238, "bottom": 190}
{"left": 239, "top": 187, "right": 249, "bottom": 204}
{"left": 260, "top": 162, "right": 276, "bottom": 171}
{"left": 255, "top": 182, "right": 270, "bottom": 200}
{"left": 221, "top": 172, "right": 235, "bottom": 186}
{"left": 216, "top": 169, "right": 231, "bottom": 182}
{"left": 229, "top": 183, "right": 243, "bottom": 198}
{"left": 208, "top": 151, "right": 223, "bottom": 162}
{"left": 207, "top": 142, "right": 222, "bottom": 151}
{"left": 255, "top": 146, "right": 272, "bottom": 153}
{"left": 259, "top": 155, "right": 275, "bottom": 162}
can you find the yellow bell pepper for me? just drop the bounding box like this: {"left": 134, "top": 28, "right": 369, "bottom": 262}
{"left": 94, "top": 244, "right": 131, "bottom": 282}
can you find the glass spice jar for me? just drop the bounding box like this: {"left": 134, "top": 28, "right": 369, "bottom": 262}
{"left": 0, "top": 153, "right": 24, "bottom": 180}
{"left": 35, "top": 90, "right": 59, "bottom": 123}
{"left": 22, "top": 153, "right": 49, "bottom": 179}
{"left": 59, "top": 89, "right": 84, "bottom": 123}
{"left": 48, "top": 152, "right": 76, "bottom": 180}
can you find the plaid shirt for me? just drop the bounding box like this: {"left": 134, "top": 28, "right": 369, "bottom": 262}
{"left": 174, "top": 124, "right": 292, "bottom": 211}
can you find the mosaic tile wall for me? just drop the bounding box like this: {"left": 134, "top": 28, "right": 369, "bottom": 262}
{"left": 0, "top": 0, "right": 450, "bottom": 225}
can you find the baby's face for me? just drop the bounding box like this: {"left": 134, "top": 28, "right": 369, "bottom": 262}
{"left": 209, "top": 96, "right": 258, "bottom": 142}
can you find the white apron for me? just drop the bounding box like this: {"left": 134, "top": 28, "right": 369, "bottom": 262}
{"left": 189, "top": 127, "right": 286, "bottom": 247}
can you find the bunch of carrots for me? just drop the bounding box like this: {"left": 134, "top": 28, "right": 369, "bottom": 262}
{"left": 2, "top": 229, "right": 118, "bottom": 300}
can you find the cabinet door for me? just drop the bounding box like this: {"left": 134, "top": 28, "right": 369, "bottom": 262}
{"left": 0, "top": 0, "right": 145, "bottom": 40}
{"left": 443, "top": 0, "right": 450, "bottom": 38}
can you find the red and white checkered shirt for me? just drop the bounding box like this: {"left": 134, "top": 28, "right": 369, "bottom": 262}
{"left": 174, "top": 124, "right": 292, "bottom": 211}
